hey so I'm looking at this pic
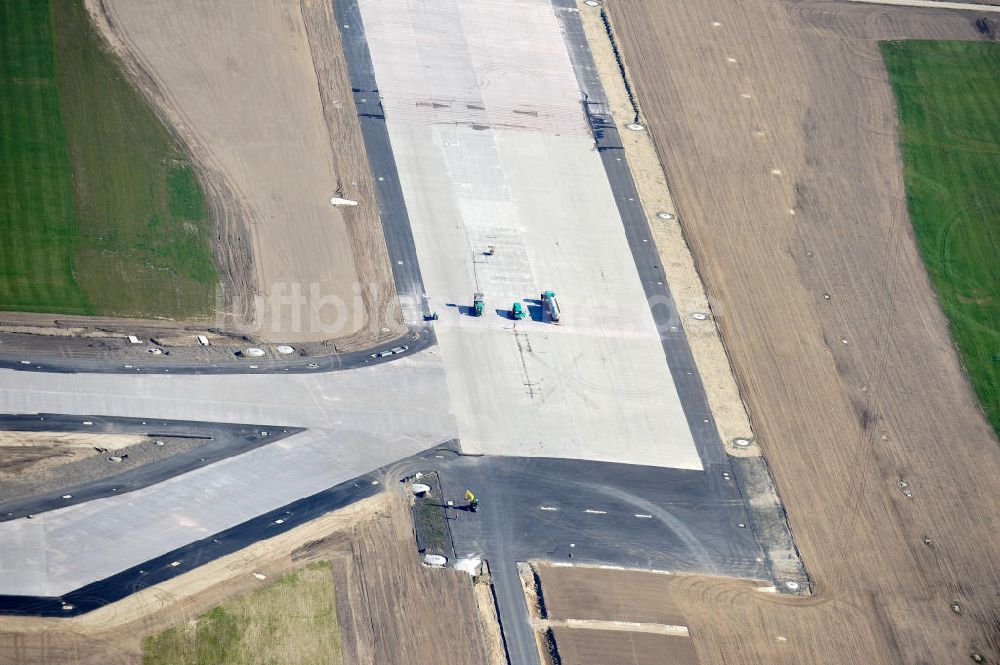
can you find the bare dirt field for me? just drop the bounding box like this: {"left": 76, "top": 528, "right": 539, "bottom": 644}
{"left": 0, "top": 431, "right": 142, "bottom": 477}
{"left": 0, "top": 493, "right": 491, "bottom": 665}
{"left": 552, "top": 628, "right": 699, "bottom": 665}
{"left": 85, "top": 0, "right": 400, "bottom": 344}
{"left": 318, "top": 494, "right": 490, "bottom": 665}
{"left": 537, "top": 564, "right": 686, "bottom": 626}
{"left": 600, "top": 0, "right": 1000, "bottom": 662}
{"left": 530, "top": 564, "right": 708, "bottom": 664}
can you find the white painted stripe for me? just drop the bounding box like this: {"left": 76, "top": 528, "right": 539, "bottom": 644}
{"left": 540, "top": 506, "right": 559, "bottom": 511}
{"left": 847, "top": 0, "right": 1000, "bottom": 12}
{"left": 634, "top": 513, "right": 653, "bottom": 519}
{"left": 583, "top": 509, "right": 607, "bottom": 515}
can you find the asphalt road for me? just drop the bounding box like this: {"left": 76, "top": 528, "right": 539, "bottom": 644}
{"left": 434, "top": 453, "right": 766, "bottom": 665}
{"left": 335, "top": 0, "right": 429, "bottom": 326}
{"left": 0, "top": 325, "right": 433, "bottom": 375}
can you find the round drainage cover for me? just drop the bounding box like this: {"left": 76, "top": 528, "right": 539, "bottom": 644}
{"left": 424, "top": 554, "right": 447, "bottom": 567}
{"left": 656, "top": 211, "right": 675, "bottom": 221}
{"left": 411, "top": 483, "right": 431, "bottom": 495}
{"left": 626, "top": 123, "right": 645, "bottom": 131}
{"left": 692, "top": 312, "right": 709, "bottom": 321}
{"left": 276, "top": 345, "right": 294, "bottom": 354}
{"left": 734, "top": 437, "right": 752, "bottom": 447}
{"left": 785, "top": 581, "right": 800, "bottom": 590}
{"left": 584, "top": 0, "right": 601, "bottom": 5}
{"left": 245, "top": 347, "right": 265, "bottom": 357}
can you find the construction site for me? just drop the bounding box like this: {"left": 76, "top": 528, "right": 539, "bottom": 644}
{"left": 0, "top": 0, "right": 998, "bottom": 664}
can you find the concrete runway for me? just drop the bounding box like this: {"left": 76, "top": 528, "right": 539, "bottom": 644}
{"left": 356, "top": 0, "right": 701, "bottom": 469}
{"left": 0, "top": 424, "right": 448, "bottom": 597}
{"left": 0, "top": 5, "right": 804, "bottom": 658}
{"left": 0, "top": 414, "right": 303, "bottom": 520}
{"left": 0, "top": 348, "right": 456, "bottom": 598}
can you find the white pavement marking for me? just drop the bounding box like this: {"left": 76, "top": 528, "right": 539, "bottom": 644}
{"left": 540, "top": 506, "right": 560, "bottom": 511}
{"left": 358, "top": 0, "right": 701, "bottom": 469}
{"left": 847, "top": 0, "right": 1000, "bottom": 11}
{"left": 583, "top": 509, "right": 608, "bottom": 515}
{"left": 635, "top": 513, "right": 654, "bottom": 519}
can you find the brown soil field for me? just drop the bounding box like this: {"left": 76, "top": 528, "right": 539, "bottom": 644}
{"left": 0, "top": 431, "right": 141, "bottom": 480}
{"left": 85, "top": 0, "right": 401, "bottom": 344}
{"left": 599, "top": 0, "right": 1000, "bottom": 663}
{"left": 537, "top": 564, "right": 685, "bottom": 626}
{"left": 552, "top": 628, "right": 699, "bottom": 665}
{"left": 312, "top": 495, "right": 490, "bottom": 665}
{"left": 0, "top": 493, "right": 491, "bottom": 665}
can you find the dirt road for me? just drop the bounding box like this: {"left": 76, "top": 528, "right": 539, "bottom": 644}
{"left": 86, "top": 0, "right": 400, "bottom": 344}
{"left": 603, "top": 0, "right": 1000, "bottom": 662}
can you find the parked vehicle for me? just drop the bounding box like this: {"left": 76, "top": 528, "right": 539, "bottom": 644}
{"left": 541, "top": 290, "right": 560, "bottom": 322}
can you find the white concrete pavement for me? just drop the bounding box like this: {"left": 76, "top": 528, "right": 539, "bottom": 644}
{"left": 0, "top": 349, "right": 452, "bottom": 433}
{"left": 0, "top": 350, "right": 457, "bottom": 597}
{"left": 359, "top": 0, "right": 701, "bottom": 469}
{"left": 0, "top": 427, "right": 425, "bottom": 597}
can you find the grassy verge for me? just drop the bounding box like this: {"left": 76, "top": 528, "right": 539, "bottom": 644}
{"left": 0, "top": 0, "right": 217, "bottom": 318}
{"left": 143, "top": 561, "right": 342, "bottom": 665}
{"left": 881, "top": 40, "right": 1000, "bottom": 438}
{"left": 0, "top": 0, "right": 91, "bottom": 313}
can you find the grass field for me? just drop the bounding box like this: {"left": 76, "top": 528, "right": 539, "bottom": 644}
{"left": 143, "top": 561, "right": 342, "bottom": 665}
{"left": 882, "top": 40, "right": 1000, "bottom": 437}
{"left": 0, "top": 0, "right": 217, "bottom": 319}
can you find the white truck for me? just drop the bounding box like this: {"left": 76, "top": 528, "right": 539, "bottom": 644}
{"left": 541, "top": 290, "right": 560, "bottom": 323}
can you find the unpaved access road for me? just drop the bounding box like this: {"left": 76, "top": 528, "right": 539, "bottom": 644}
{"left": 604, "top": 0, "right": 1000, "bottom": 662}
{"left": 87, "top": 0, "right": 400, "bottom": 344}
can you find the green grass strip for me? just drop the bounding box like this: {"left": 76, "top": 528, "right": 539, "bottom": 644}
{"left": 881, "top": 40, "right": 1000, "bottom": 437}
{"left": 0, "top": 0, "right": 92, "bottom": 314}
{"left": 0, "top": 0, "right": 218, "bottom": 319}
{"left": 143, "top": 561, "right": 343, "bottom": 665}
{"left": 52, "top": 0, "right": 218, "bottom": 318}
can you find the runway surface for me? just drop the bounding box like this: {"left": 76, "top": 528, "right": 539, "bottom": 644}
{"left": 0, "top": 6, "right": 800, "bottom": 662}
{"left": 356, "top": 0, "right": 701, "bottom": 469}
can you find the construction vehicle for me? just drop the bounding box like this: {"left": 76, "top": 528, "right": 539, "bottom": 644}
{"left": 541, "top": 290, "right": 560, "bottom": 322}
{"left": 473, "top": 292, "right": 485, "bottom": 316}
{"left": 464, "top": 489, "right": 479, "bottom": 512}
{"left": 511, "top": 301, "right": 526, "bottom": 320}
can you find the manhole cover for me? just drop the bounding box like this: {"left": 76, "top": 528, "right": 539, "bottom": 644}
{"left": 692, "top": 312, "right": 709, "bottom": 321}
{"left": 734, "top": 437, "right": 752, "bottom": 447}
{"left": 626, "top": 123, "right": 645, "bottom": 131}
{"left": 656, "top": 211, "right": 675, "bottom": 221}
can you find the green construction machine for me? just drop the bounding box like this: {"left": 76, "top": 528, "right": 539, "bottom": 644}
{"left": 473, "top": 292, "right": 485, "bottom": 316}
